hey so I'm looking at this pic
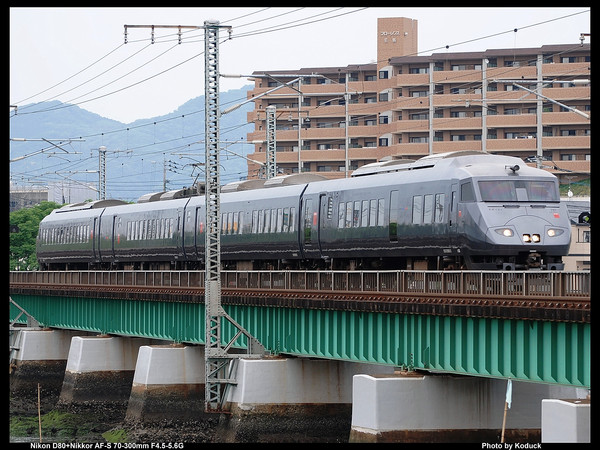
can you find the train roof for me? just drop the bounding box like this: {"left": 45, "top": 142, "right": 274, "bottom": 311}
{"left": 351, "top": 151, "right": 554, "bottom": 179}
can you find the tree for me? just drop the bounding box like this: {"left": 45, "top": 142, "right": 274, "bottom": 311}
{"left": 10, "top": 201, "right": 62, "bottom": 270}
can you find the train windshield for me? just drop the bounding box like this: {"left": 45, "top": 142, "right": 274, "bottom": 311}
{"left": 478, "top": 180, "right": 559, "bottom": 202}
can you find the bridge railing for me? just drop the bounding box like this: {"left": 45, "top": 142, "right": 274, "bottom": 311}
{"left": 10, "top": 270, "right": 590, "bottom": 298}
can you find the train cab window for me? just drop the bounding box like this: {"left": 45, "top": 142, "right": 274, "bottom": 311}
{"left": 460, "top": 182, "right": 475, "bottom": 202}
{"left": 478, "top": 180, "right": 558, "bottom": 202}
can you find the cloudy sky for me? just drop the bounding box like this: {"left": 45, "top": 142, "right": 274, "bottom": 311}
{"left": 10, "top": 7, "right": 590, "bottom": 123}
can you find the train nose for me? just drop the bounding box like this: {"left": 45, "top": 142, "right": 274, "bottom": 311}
{"left": 501, "top": 216, "right": 567, "bottom": 245}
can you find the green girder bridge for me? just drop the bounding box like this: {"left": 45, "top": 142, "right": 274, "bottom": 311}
{"left": 9, "top": 270, "right": 590, "bottom": 388}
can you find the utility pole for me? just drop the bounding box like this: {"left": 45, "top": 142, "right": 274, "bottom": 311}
{"left": 265, "top": 105, "right": 277, "bottom": 179}
{"left": 91, "top": 146, "right": 131, "bottom": 200}
{"left": 125, "top": 21, "right": 266, "bottom": 413}
{"left": 203, "top": 20, "right": 265, "bottom": 413}
{"left": 98, "top": 146, "right": 106, "bottom": 200}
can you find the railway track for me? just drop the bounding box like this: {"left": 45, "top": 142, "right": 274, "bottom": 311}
{"left": 10, "top": 280, "right": 590, "bottom": 323}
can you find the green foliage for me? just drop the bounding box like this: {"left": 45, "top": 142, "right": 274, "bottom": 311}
{"left": 10, "top": 201, "right": 61, "bottom": 271}
{"left": 10, "top": 410, "right": 99, "bottom": 440}
{"left": 559, "top": 178, "right": 590, "bottom": 197}
{"left": 102, "top": 428, "right": 128, "bottom": 443}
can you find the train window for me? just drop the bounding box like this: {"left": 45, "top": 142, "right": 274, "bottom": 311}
{"left": 378, "top": 199, "right": 385, "bottom": 226}
{"left": 264, "top": 209, "right": 271, "bottom": 233}
{"left": 169, "top": 218, "right": 174, "bottom": 239}
{"left": 369, "top": 200, "right": 377, "bottom": 226}
{"left": 252, "top": 210, "right": 258, "bottom": 234}
{"left": 423, "top": 194, "right": 434, "bottom": 224}
{"left": 283, "top": 208, "right": 289, "bottom": 232}
{"left": 271, "top": 209, "right": 278, "bottom": 233}
{"left": 412, "top": 196, "right": 423, "bottom": 224}
{"left": 346, "top": 202, "right": 353, "bottom": 228}
{"left": 338, "top": 202, "right": 345, "bottom": 228}
{"left": 327, "top": 197, "right": 333, "bottom": 219}
{"left": 460, "top": 182, "right": 475, "bottom": 202}
{"left": 478, "top": 180, "right": 558, "bottom": 202}
{"left": 361, "top": 200, "right": 369, "bottom": 227}
{"left": 234, "top": 212, "right": 239, "bottom": 234}
{"left": 304, "top": 199, "right": 313, "bottom": 242}
{"left": 353, "top": 202, "right": 361, "bottom": 227}
{"left": 435, "top": 194, "right": 445, "bottom": 223}
{"left": 290, "top": 207, "right": 296, "bottom": 232}
{"left": 258, "top": 210, "right": 264, "bottom": 233}
{"left": 277, "top": 208, "right": 283, "bottom": 233}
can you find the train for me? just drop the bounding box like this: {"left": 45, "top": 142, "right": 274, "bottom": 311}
{"left": 36, "top": 151, "right": 571, "bottom": 271}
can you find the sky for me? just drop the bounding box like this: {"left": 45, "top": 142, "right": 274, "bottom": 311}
{"left": 10, "top": 7, "right": 590, "bottom": 124}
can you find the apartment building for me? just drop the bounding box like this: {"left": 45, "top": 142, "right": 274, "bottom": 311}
{"left": 245, "top": 17, "right": 590, "bottom": 184}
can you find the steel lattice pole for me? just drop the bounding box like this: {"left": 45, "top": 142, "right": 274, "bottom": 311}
{"left": 204, "top": 19, "right": 225, "bottom": 411}
{"left": 265, "top": 105, "right": 276, "bottom": 179}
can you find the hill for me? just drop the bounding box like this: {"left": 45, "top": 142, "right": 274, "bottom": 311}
{"left": 9, "top": 86, "right": 255, "bottom": 202}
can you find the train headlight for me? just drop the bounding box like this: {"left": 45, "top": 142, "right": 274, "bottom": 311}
{"left": 547, "top": 228, "right": 564, "bottom": 237}
{"left": 531, "top": 234, "right": 541, "bottom": 243}
{"left": 522, "top": 234, "right": 531, "bottom": 242}
{"left": 495, "top": 228, "right": 514, "bottom": 237}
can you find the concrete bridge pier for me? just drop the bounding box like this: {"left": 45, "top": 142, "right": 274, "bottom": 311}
{"left": 10, "top": 328, "right": 91, "bottom": 413}
{"left": 219, "top": 357, "right": 395, "bottom": 443}
{"left": 349, "top": 371, "right": 588, "bottom": 443}
{"left": 125, "top": 344, "right": 206, "bottom": 422}
{"left": 59, "top": 335, "right": 155, "bottom": 409}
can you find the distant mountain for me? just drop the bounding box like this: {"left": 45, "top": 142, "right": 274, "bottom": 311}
{"left": 9, "top": 86, "right": 255, "bottom": 202}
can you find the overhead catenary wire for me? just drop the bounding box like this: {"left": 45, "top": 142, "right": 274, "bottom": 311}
{"left": 10, "top": 8, "right": 589, "bottom": 200}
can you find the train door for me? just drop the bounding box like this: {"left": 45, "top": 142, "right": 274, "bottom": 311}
{"left": 194, "top": 206, "right": 204, "bottom": 259}
{"left": 300, "top": 195, "right": 319, "bottom": 259}
{"left": 92, "top": 217, "right": 99, "bottom": 261}
{"left": 449, "top": 183, "right": 458, "bottom": 247}
{"left": 317, "top": 192, "right": 330, "bottom": 258}
{"left": 389, "top": 190, "right": 399, "bottom": 242}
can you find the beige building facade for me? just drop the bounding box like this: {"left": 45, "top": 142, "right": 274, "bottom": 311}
{"left": 245, "top": 17, "right": 590, "bottom": 185}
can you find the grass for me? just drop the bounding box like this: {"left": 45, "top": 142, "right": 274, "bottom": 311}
{"left": 10, "top": 410, "right": 106, "bottom": 442}
{"left": 102, "top": 428, "right": 129, "bottom": 443}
